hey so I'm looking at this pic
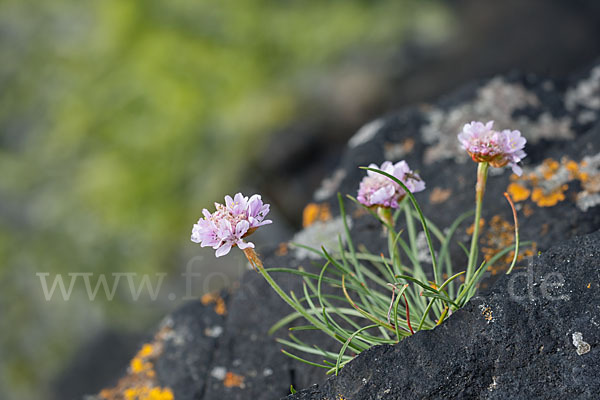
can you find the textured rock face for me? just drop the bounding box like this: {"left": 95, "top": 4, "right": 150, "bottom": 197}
{"left": 288, "top": 231, "right": 600, "bottom": 400}
{"left": 90, "top": 61, "right": 600, "bottom": 400}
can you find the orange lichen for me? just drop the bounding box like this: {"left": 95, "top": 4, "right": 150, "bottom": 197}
{"left": 201, "top": 292, "right": 227, "bottom": 315}
{"left": 522, "top": 204, "right": 534, "bottom": 217}
{"left": 130, "top": 358, "right": 152, "bottom": 374}
{"left": 223, "top": 372, "right": 245, "bottom": 388}
{"left": 478, "top": 215, "right": 537, "bottom": 274}
{"left": 302, "top": 203, "right": 332, "bottom": 228}
{"left": 481, "top": 306, "right": 493, "bottom": 322}
{"left": 566, "top": 160, "right": 579, "bottom": 175}
{"left": 541, "top": 158, "right": 560, "bottom": 179}
{"left": 507, "top": 183, "right": 531, "bottom": 202}
{"left": 507, "top": 156, "right": 600, "bottom": 209}
{"left": 99, "top": 327, "right": 174, "bottom": 400}
{"left": 466, "top": 218, "right": 485, "bottom": 235}
{"left": 214, "top": 299, "right": 227, "bottom": 315}
{"left": 122, "top": 387, "right": 173, "bottom": 400}
{"left": 275, "top": 242, "right": 289, "bottom": 256}
{"left": 531, "top": 184, "right": 568, "bottom": 207}
{"left": 429, "top": 187, "right": 452, "bottom": 204}
{"left": 139, "top": 344, "right": 154, "bottom": 358}
{"left": 587, "top": 283, "right": 592, "bottom": 289}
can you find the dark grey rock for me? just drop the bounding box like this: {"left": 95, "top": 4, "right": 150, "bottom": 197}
{"left": 287, "top": 231, "right": 600, "bottom": 400}
{"left": 155, "top": 299, "right": 229, "bottom": 399}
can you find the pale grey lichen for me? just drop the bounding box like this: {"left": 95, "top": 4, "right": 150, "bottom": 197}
{"left": 572, "top": 332, "right": 591, "bottom": 356}
{"left": 204, "top": 325, "right": 223, "bottom": 338}
{"left": 421, "top": 77, "right": 573, "bottom": 165}
{"left": 210, "top": 366, "right": 227, "bottom": 380}
{"left": 576, "top": 153, "right": 600, "bottom": 211}
{"left": 565, "top": 65, "right": 600, "bottom": 111}
{"left": 348, "top": 118, "right": 385, "bottom": 148}
{"left": 314, "top": 168, "right": 346, "bottom": 201}
{"left": 578, "top": 193, "right": 600, "bottom": 212}
{"left": 291, "top": 216, "right": 352, "bottom": 260}
{"left": 383, "top": 139, "right": 415, "bottom": 161}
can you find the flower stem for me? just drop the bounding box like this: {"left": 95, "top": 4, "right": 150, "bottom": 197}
{"left": 466, "top": 162, "right": 489, "bottom": 283}
{"left": 243, "top": 248, "right": 293, "bottom": 307}
{"left": 242, "top": 248, "right": 341, "bottom": 340}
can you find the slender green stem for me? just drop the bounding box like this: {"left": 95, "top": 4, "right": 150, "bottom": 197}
{"left": 244, "top": 248, "right": 341, "bottom": 342}
{"left": 466, "top": 162, "right": 489, "bottom": 283}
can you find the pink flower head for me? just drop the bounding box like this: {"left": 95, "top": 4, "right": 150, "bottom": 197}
{"left": 191, "top": 193, "right": 272, "bottom": 257}
{"left": 458, "top": 120, "right": 527, "bottom": 175}
{"left": 357, "top": 160, "right": 426, "bottom": 208}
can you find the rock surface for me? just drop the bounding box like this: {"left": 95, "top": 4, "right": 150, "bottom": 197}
{"left": 89, "top": 60, "right": 600, "bottom": 399}
{"left": 288, "top": 231, "right": 600, "bottom": 400}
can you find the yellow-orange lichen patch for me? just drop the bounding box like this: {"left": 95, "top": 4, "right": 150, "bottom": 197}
{"left": 275, "top": 242, "right": 288, "bottom": 256}
{"left": 531, "top": 184, "right": 568, "bottom": 207}
{"left": 122, "top": 387, "right": 174, "bottom": 400}
{"left": 541, "top": 158, "right": 560, "bottom": 179}
{"left": 507, "top": 183, "right": 531, "bottom": 202}
{"left": 522, "top": 204, "right": 534, "bottom": 217}
{"left": 479, "top": 215, "right": 537, "bottom": 275}
{"left": 508, "top": 155, "right": 600, "bottom": 210}
{"left": 566, "top": 160, "right": 579, "bottom": 175}
{"left": 130, "top": 358, "right": 152, "bottom": 374}
{"left": 302, "top": 203, "right": 332, "bottom": 228}
{"left": 223, "top": 372, "right": 245, "bottom": 388}
{"left": 429, "top": 187, "right": 452, "bottom": 204}
{"left": 480, "top": 305, "right": 494, "bottom": 323}
{"left": 99, "top": 326, "right": 174, "bottom": 400}
{"left": 587, "top": 283, "right": 592, "bottom": 289}
{"left": 201, "top": 292, "right": 227, "bottom": 315}
{"left": 466, "top": 218, "right": 485, "bottom": 235}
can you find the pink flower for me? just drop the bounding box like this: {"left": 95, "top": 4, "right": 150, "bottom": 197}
{"left": 458, "top": 120, "right": 527, "bottom": 175}
{"left": 191, "top": 193, "right": 272, "bottom": 257}
{"left": 357, "top": 161, "right": 426, "bottom": 208}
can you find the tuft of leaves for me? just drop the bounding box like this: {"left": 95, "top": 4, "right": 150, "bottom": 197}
{"left": 265, "top": 168, "right": 524, "bottom": 375}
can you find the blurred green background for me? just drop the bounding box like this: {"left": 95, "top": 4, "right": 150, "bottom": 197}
{"left": 0, "top": 1, "right": 451, "bottom": 399}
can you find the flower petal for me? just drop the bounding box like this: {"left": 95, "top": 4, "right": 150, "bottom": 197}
{"left": 215, "top": 242, "right": 233, "bottom": 257}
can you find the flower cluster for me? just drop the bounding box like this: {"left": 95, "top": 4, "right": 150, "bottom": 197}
{"left": 191, "top": 193, "right": 271, "bottom": 257}
{"left": 458, "top": 120, "right": 527, "bottom": 175}
{"left": 357, "top": 161, "right": 425, "bottom": 208}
